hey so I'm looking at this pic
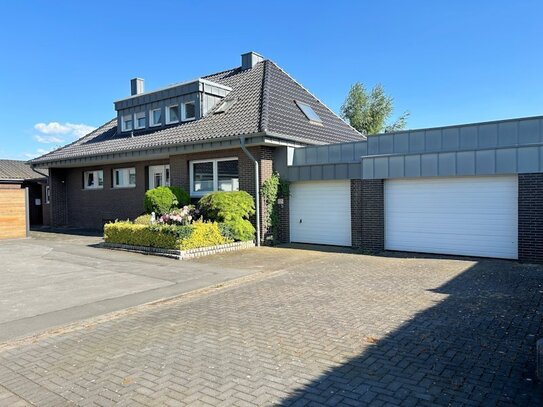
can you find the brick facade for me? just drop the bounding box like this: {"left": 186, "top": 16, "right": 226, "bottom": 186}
{"left": 49, "top": 147, "right": 275, "bottom": 232}
{"left": 351, "top": 179, "right": 384, "bottom": 252}
{"left": 518, "top": 173, "right": 543, "bottom": 263}
{"left": 169, "top": 146, "right": 274, "bottom": 242}
{"left": 49, "top": 160, "right": 168, "bottom": 229}
{"left": 276, "top": 195, "right": 290, "bottom": 243}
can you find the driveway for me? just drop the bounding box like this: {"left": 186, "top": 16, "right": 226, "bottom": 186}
{"left": 0, "top": 230, "right": 305, "bottom": 342}
{"left": 0, "top": 238, "right": 542, "bottom": 406}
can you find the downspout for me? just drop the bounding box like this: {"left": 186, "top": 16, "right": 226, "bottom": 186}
{"left": 239, "top": 136, "right": 260, "bottom": 247}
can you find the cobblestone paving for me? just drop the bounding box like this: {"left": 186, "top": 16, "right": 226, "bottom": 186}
{"left": 0, "top": 251, "right": 542, "bottom": 406}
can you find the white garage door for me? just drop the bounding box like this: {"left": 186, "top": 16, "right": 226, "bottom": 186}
{"left": 290, "top": 180, "right": 351, "bottom": 246}
{"left": 385, "top": 176, "right": 518, "bottom": 259}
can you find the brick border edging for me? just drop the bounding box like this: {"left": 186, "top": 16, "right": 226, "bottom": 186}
{"left": 100, "top": 240, "right": 255, "bottom": 260}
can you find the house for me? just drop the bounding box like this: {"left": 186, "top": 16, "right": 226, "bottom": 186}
{"left": 29, "top": 52, "right": 363, "bottom": 236}
{"left": 0, "top": 160, "right": 48, "bottom": 239}
{"left": 30, "top": 52, "right": 543, "bottom": 263}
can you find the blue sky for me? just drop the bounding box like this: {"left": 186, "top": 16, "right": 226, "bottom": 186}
{"left": 1, "top": 0, "right": 542, "bottom": 160}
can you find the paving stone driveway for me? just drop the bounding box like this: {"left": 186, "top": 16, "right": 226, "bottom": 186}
{"left": 0, "top": 248, "right": 542, "bottom": 406}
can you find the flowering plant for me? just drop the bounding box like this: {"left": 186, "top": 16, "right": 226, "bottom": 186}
{"left": 157, "top": 205, "right": 200, "bottom": 226}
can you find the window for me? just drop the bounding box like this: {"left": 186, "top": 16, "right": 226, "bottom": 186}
{"left": 134, "top": 112, "right": 146, "bottom": 129}
{"left": 148, "top": 165, "right": 170, "bottom": 189}
{"left": 166, "top": 105, "right": 179, "bottom": 124}
{"left": 150, "top": 108, "right": 162, "bottom": 126}
{"left": 45, "top": 186, "right": 50, "bottom": 204}
{"left": 295, "top": 100, "right": 322, "bottom": 123}
{"left": 113, "top": 168, "right": 136, "bottom": 188}
{"left": 182, "top": 101, "right": 196, "bottom": 121}
{"left": 190, "top": 158, "right": 239, "bottom": 197}
{"left": 84, "top": 170, "right": 104, "bottom": 189}
{"left": 121, "top": 114, "right": 133, "bottom": 131}
{"left": 214, "top": 98, "right": 237, "bottom": 114}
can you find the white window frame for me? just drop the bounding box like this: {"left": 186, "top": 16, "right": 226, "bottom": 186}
{"left": 121, "top": 114, "right": 133, "bottom": 132}
{"left": 149, "top": 108, "right": 162, "bottom": 127}
{"left": 189, "top": 157, "right": 239, "bottom": 197}
{"left": 148, "top": 165, "right": 170, "bottom": 189}
{"left": 113, "top": 167, "right": 136, "bottom": 188}
{"left": 181, "top": 101, "right": 196, "bottom": 121}
{"left": 45, "top": 186, "right": 50, "bottom": 204}
{"left": 134, "top": 111, "right": 146, "bottom": 129}
{"left": 165, "top": 104, "right": 179, "bottom": 124}
{"left": 84, "top": 170, "right": 104, "bottom": 190}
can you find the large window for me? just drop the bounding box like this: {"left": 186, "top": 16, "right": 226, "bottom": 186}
{"left": 84, "top": 170, "right": 104, "bottom": 189}
{"left": 134, "top": 111, "right": 146, "bottom": 129}
{"left": 148, "top": 165, "right": 170, "bottom": 189}
{"left": 113, "top": 168, "right": 136, "bottom": 188}
{"left": 182, "top": 101, "right": 196, "bottom": 121}
{"left": 190, "top": 158, "right": 239, "bottom": 197}
{"left": 166, "top": 105, "right": 179, "bottom": 124}
{"left": 121, "top": 114, "right": 133, "bottom": 132}
{"left": 149, "top": 108, "right": 162, "bottom": 127}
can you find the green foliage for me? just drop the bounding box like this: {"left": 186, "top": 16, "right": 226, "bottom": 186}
{"left": 134, "top": 214, "right": 152, "bottom": 225}
{"left": 261, "top": 172, "right": 290, "bottom": 243}
{"left": 180, "top": 221, "right": 230, "bottom": 250}
{"left": 340, "top": 82, "right": 409, "bottom": 135}
{"left": 168, "top": 186, "right": 190, "bottom": 207}
{"left": 221, "top": 219, "right": 255, "bottom": 242}
{"left": 198, "top": 191, "right": 255, "bottom": 221}
{"left": 144, "top": 186, "right": 177, "bottom": 215}
{"left": 104, "top": 221, "right": 180, "bottom": 249}
{"left": 218, "top": 223, "right": 236, "bottom": 241}
{"left": 198, "top": 191, "right": 256, "bottom": 241}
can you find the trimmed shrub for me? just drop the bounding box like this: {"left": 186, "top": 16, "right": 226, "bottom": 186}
{"left": 221, "top": 219, "right": 255, "bottom": 242}
{"left": 198, "top": 191, "right": 255, "bottom": 222}
{"left": 198, "top": 191, "right": 255, "bottom": 241}
{"left": 180, "top": 221, "right": 230, "bottom": 250}
{"left": 104, "top": 222, "right": 180, "bottom": 249}
{"left": 144, "top": 186, "right": 177, "bottom": 215}
{"left": 134, "top": 214, "right": 152, "bottom": 225}
{"left": 169, "top": 186, "right": 190, "bottom": 207}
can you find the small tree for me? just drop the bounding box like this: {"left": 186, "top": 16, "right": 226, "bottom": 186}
{"left": 341, "top": 82, "right": 409, "bottom": 135}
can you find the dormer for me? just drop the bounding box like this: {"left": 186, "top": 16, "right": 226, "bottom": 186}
{"left": 114, "top": 77, "right": 232, "bottom": 133}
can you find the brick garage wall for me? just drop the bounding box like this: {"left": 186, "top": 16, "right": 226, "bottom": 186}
{"left": 59, "top": 160, "right": 168, "bottom": 229}
{"left": 276, "top": 195, "right": 289, "bottom": 243}
{"left": 351, "top": 179, "right": 384, "bottom": 252}
{"left": 170, "top": 146, "right": 275, "bottom": 242}
{"left": 518, "top": 173, "right": 543, "bottom": 263}
{"left": 49, "top": 168, "right": 68, "bottom": 227}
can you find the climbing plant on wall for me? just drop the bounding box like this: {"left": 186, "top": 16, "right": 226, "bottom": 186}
{"left": 261, "top": 172, "right": 290, "bottom": 243}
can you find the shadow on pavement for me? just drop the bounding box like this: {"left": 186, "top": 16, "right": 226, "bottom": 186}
{"left": 280, "top": 260, "right": 543, "bottom": 406}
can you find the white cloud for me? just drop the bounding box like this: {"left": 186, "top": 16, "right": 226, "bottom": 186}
{"left": 33, "top": 121, "right": 96, "bottom": 143}
{"left": 33, "top": 135, "right": 64, "bottom": 144}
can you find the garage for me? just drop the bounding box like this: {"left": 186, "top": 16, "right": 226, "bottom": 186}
{"left": 289, "top": 180, "right": 351, "bottom": 246}
{"left": 384, "top": 176, "right": 518, "bottom": 259}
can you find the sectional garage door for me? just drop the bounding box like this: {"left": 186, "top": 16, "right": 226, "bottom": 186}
{"left": 385, "top": 176, "right": 518, "bottom": 259}
{"left": 290, "top": 180, "right": 351, "bottom": 246}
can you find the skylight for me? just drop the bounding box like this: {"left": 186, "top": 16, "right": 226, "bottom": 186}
{"left": 295, "top": 100, "right": 322, "bottom": 123}
{"left": 215, "top": 98, "right": 237, "bottom": 114}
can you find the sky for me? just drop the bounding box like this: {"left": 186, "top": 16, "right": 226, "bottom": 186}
{"left": 0, "top": 0, "right": 542, "bottom": 160}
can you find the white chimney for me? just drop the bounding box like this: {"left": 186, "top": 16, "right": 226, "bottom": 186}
{"left": 130, "top": 78, "right": 144, "bottom": 95}
{"left": 241, "top": 52, "right": 264, "bottom": 70}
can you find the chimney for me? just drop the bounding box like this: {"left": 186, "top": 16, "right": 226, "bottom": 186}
{"left": 241, "top": 52, "right": 264, "bottom": 70}
{"left": 130, "top": 78, "right": 144, "bottom": 96}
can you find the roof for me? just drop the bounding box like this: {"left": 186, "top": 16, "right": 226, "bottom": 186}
{"left": 0, "top": 160, "right": 48, "bottom": 182}
{"left": 30, "top": 60, "right": 363, "bottom": 166}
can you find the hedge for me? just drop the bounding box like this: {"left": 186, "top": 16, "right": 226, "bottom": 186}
{"left": 104, "top": 221, "right": 230, "bottom": 250}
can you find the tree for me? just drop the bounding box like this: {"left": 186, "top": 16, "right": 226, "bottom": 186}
{"left": 340, "top": 82, "right": 409, "bottom": 135}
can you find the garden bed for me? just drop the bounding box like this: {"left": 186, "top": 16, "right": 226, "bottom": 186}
{"left": 100, "top": 240, "right": 255, "bottom": 260}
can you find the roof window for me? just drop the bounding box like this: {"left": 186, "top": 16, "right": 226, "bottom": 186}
{"left": 295, "top": 100, "right": 322, "bottom": 124}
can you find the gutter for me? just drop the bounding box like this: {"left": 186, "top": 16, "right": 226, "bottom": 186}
{"left": 239, "top": 136, "right": 261, "bottom": 247}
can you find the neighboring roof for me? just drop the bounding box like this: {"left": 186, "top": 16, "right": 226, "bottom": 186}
{"left": 30, "top": 59, "right": 363, "bottom": 165}
{"left": 0, "top": 160, "right": 48, "bottom": 182}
